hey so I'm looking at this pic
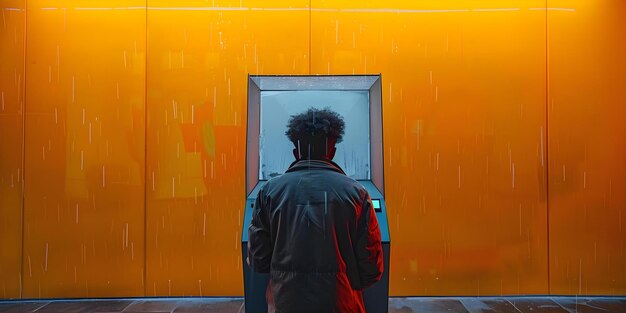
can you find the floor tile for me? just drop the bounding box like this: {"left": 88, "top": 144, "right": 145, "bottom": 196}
{"left": 460, "top": 297, "right": 518, "bottom": 313}
{"left": 390, "top": 297, "right": 469, "bottom": 313}
{"left": 35, "top": 300, "right": 133, "bottom": 313}
{"left": 123, "top": 299, "right": 182, "bottom": 312}
{"left": 585, "top": 298, "right": 626, "bottom": 312}
{"left": 173, "top": 298, "right": 243, "bottom": 313}
{"left": 551, "top": 297, "right": 619, "bottom": 313}
{"left": 0, "top": 301, "right": 49, "bottom": 313}
{"left": 508, "top": 298, "right": 568, "bottom": 313}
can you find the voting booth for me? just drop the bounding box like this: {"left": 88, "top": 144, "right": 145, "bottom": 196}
{"left": 241, "top": 75, "right": 391, "bottom": 313}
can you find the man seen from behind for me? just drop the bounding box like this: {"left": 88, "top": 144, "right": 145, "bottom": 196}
{"left": 248, "top": 107, "right": 384, "bottom": 313}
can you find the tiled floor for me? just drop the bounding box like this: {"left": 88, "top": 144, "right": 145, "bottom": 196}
{"left": 0, "top": 297, "right": 624, "bottom": 313}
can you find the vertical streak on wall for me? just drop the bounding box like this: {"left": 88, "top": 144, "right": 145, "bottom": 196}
{"left": 0, "top": 0, "right": 26, "bottom": 300}
{"left": 548, "top": 0, "right": 626, "bottom": 295}
{"left": 20, "top": 0, "right": 27, "bottom": 299}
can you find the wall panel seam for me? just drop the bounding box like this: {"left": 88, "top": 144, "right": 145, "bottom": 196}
{"left": 19, "top": 0, "right": 28, "bottom": 300}
{"left": 545, "top": 0, "right": 551, "bottom": 295}
{"left": 143, "top": 0, "right": 148, "bottom": 297}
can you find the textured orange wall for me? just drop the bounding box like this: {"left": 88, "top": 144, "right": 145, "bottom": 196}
{"left": 22, "top": 0, "right": 146, "bottom": 297}
{"left": 145, "top": 0, "right": 309, "bottom": 296}
{"left": 311, "top": 0, "right": 549, "bottom": 296}
{"left": 547, "top": 0, "right": 626, "bottom": 295}
{"left": 0, "top": 0, "right": 25, "bottom": 299}
{"left": 0, "top": 0, "right": 624, "bottom": 299}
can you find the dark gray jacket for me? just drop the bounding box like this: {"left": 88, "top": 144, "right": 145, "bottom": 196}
{"left": 248, "top": 159, "right": 383, "bottom": 313}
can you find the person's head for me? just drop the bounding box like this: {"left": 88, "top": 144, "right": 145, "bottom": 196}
{"left": 285, "top": 107, "right": 345, "bottom": 161}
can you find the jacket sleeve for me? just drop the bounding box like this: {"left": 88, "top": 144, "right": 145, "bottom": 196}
{"left": 353, "top": 192, "right": 384, "bottom": 289}
{"left": 248, "top": 188, "right": 272, "bottom": 273}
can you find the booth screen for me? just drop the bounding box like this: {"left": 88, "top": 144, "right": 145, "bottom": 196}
{"left": 259, "top": 90, "right": 370, "bottom": 180}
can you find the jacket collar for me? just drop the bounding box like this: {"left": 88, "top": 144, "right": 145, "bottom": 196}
{"left": 286, "top": 159, "right": 347, "bottom": 175}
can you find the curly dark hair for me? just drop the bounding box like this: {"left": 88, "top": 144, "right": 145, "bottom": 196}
{"left": 285, "top": 107, "right": 345, "bottom": 144}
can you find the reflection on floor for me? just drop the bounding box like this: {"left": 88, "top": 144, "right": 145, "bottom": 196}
{"left": 0, "top": 297, "right": 625, "bottom": 313}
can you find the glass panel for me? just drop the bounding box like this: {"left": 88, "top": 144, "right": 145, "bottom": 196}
{"left": 259, "top": 90, "right": 370, "bottom": 180}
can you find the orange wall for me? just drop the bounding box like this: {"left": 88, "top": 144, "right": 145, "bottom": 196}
{"left": 311, "top": 0, "right": 549, "bottom": 296}
{"left": 547, "top": 0, "right": 626, "bottom": 295}
{"left": 145, "top": 0, "right": 309, "bottom": 296}
{"left": 0, "top": 0, "right": 25, "bottom": 299}
{"left": 0, "top": 0, "right": 624, "bottom": 299}
{"left": 22, "top": 0, "right": 146, "bottom": 297}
